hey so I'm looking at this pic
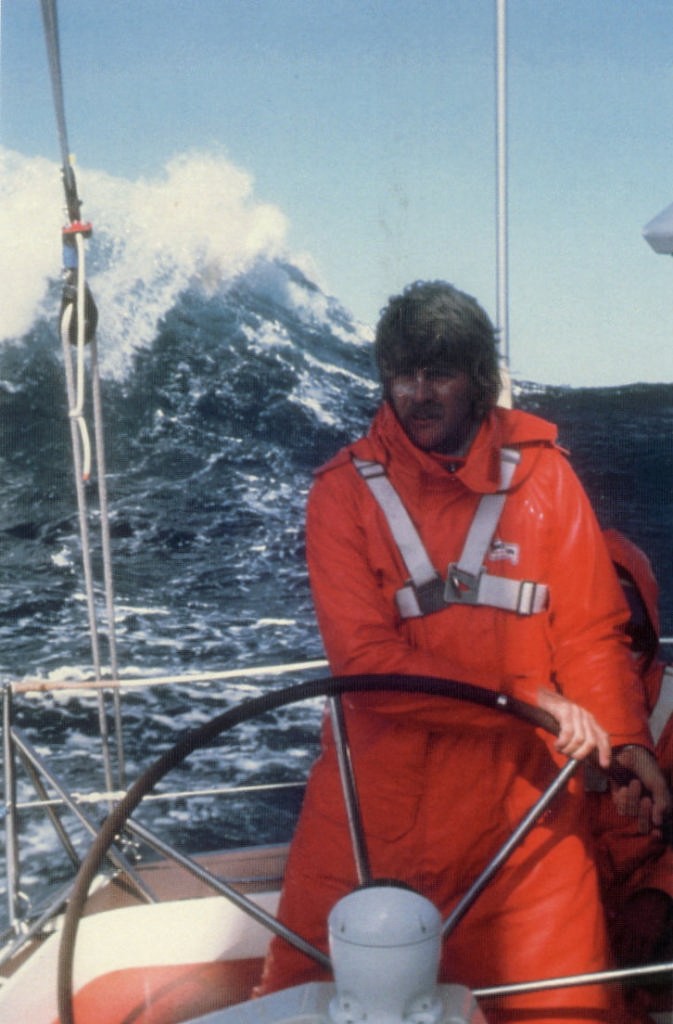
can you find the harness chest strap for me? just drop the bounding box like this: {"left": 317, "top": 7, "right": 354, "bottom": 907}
{"left": 352, "top": 448, "right": 549, "bottom": 618}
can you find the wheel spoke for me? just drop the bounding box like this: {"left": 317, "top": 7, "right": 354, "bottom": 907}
{"left": 329, "top": 695, "right": 372, "bottom": 886}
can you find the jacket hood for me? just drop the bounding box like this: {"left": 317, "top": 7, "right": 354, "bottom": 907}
{"left": 351, "top": 402, "right": 560, "bottom": 494}
{"left": 603, "top": 528, "right": 660, "bottom": 643}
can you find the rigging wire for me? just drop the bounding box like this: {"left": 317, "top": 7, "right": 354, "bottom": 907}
{"left": 39, "top": 0, "right": 78, "bottom": 221}
{"left": 39, "top": 0, "right": 126, "bottom": 790}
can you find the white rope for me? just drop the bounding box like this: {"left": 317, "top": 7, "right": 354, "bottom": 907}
{"left": 12, "top": 659, "right": 330, "bottom": 695}
{"left": 58, "top": 235, "right": 117, "bottom": 795}
{"left": 61, "top": 238, "right": 92, "bottom": 480}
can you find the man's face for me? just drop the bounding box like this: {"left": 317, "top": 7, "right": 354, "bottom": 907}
{"left": 388, "top": 368, "right": 476, "bottom": 454}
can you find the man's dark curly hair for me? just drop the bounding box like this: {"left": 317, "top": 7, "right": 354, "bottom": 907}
{"left": 374, "top": 280, "right": 501, "bottom": 414}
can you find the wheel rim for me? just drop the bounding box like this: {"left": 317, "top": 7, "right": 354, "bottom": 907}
{"left": 57, "top": 672, "right": 565, "bottom": 1024}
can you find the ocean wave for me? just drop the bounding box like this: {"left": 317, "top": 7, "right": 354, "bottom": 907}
{"left": 0, "top": 147, "right": 362, "bottom": 376}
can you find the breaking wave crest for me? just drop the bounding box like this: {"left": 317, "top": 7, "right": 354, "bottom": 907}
{"left": 0, "top": 147, "right": 343, "bottom": 375}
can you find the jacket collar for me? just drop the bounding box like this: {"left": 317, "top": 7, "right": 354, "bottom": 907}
{"left": 358, "top": 402, "right": 558, "bottom": 495}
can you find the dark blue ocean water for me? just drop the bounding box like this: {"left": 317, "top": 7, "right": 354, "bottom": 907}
{"left": 1, "top": 251, "right": 672, "bottom": 936}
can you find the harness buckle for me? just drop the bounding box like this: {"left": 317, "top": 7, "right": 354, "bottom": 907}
{"left": 444, "top": 564, "right": 482, "bottom": 605}
{"left": 410, "top": 575, "right": 448, "bottom": 615}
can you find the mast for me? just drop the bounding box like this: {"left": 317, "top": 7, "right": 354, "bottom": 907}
{"left": 495, "top": 0, "right": 509, "bottom": 368}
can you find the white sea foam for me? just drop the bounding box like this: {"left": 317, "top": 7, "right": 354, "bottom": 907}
{"left": 50, "top": 544, "right": 75, "bottom": 569}
{"left": 290, "top": 387, "right": 340, "bottom": 427}
{"left": 2, "top": 146, "right": 373, "bottom": 393}
{"left": 241, "top": 318, "right": 293, "bottom": 351}
{"left": 303, "top": 349, "right": 376, "bottom": 388}
{"left": 114, "top": 604, "right": 172, "bottom": 618}
{"left": 1, "top": 148, "right": 288, "bottom": 367}
{"left": 0, "top": 149, "right": 64, "bottom": 340}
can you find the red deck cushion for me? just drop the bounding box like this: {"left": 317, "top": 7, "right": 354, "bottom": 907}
{"left": 56, "top": 958, "right": 264, "bottom": 1024}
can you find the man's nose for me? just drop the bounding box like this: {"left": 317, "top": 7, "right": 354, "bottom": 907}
{"left": 411, "top": 371, "right": 433, "bottom": 399}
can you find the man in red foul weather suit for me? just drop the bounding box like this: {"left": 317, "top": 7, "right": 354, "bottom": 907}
{"left": 256, "top": 282, "right": 670, "bottom": 1022}
{"left": 590, "top": 529, "right": 673, "bottom": 1020}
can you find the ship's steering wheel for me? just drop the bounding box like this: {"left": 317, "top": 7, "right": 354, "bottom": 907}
{"left": 56, "top": 673, "right": 597, "bottom": 1024}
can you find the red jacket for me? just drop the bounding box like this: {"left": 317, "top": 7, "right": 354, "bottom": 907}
{"left": 307, "top": 403, "right": 648, "bottom": 743}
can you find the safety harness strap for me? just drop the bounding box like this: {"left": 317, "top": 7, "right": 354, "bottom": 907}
{"left": 352, "top": 459, "right": 439, "bottom": 588}
{"left": 450, "top": 446, "right": 518, "bottom": 577}
{"left": 353, "top": 449, "right": 549, "bottom": 618}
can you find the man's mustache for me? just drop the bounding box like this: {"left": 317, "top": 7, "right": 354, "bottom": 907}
{"left": 407, "top": 403, "right": 443, "bottom": 418}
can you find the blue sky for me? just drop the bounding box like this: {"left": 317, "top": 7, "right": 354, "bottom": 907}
{"left": 2, "top": 0, "right": 672, "bottom": 385}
